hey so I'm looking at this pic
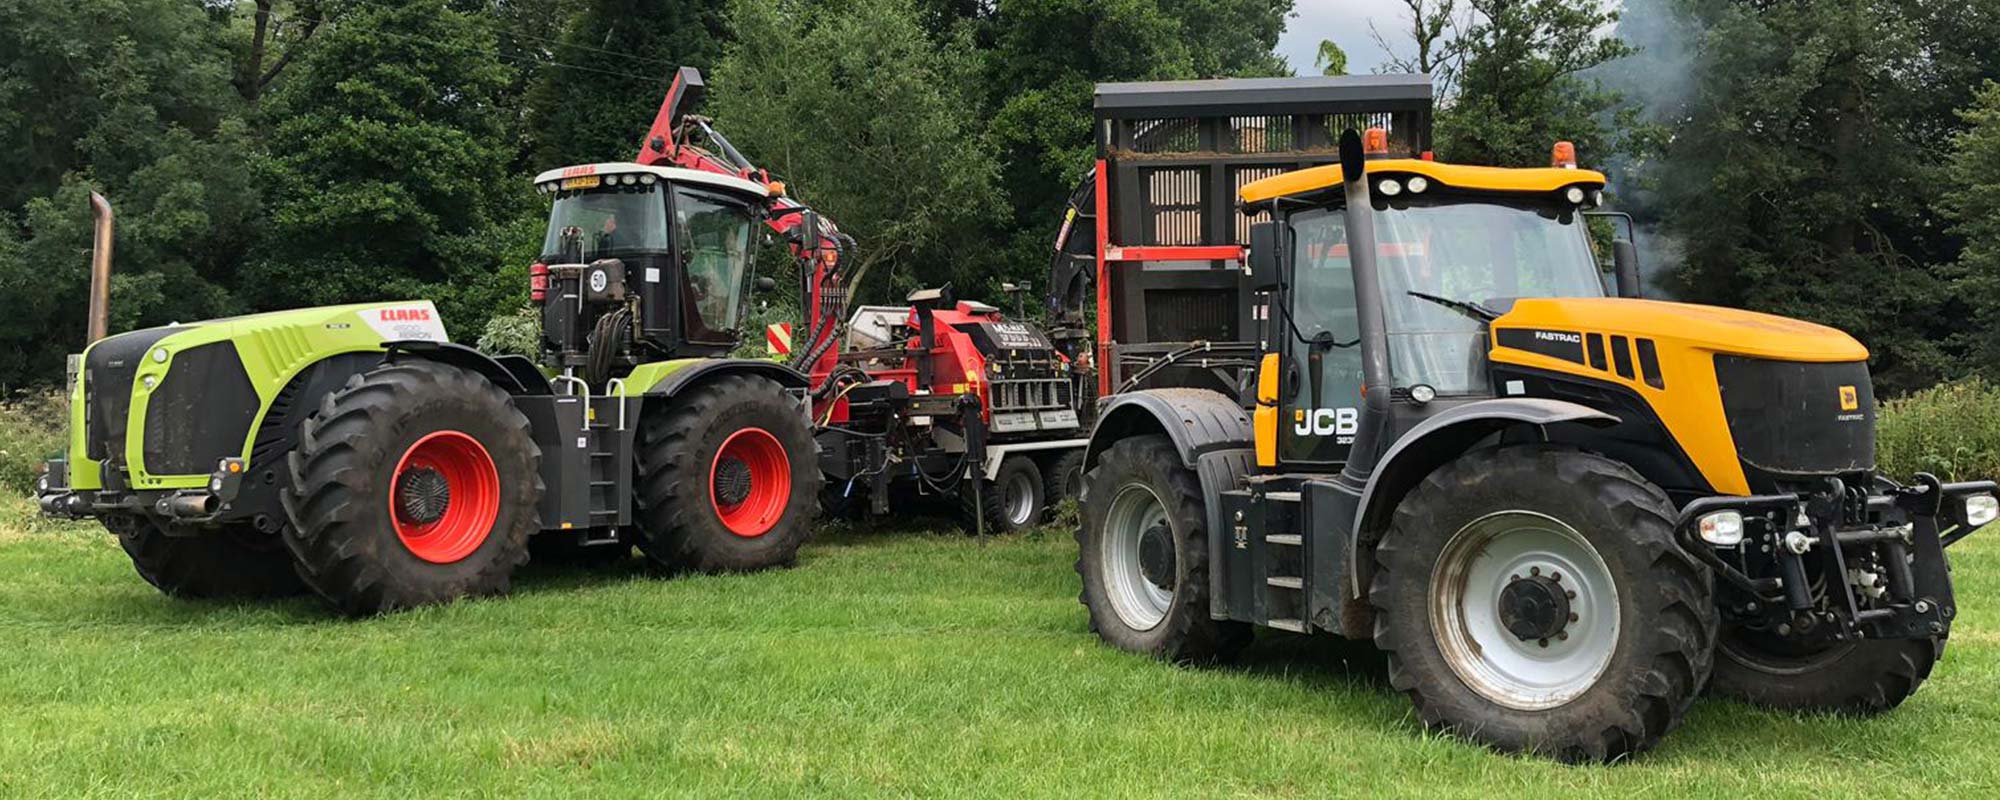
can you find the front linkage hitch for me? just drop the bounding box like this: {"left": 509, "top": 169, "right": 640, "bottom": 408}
{"left": 1677, "top": 473, "right": 1997, "bottom": 646}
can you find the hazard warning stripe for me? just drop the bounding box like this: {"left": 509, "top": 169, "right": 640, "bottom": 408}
{"left": 765, "top": 323, "right": 793, "bottom": 356}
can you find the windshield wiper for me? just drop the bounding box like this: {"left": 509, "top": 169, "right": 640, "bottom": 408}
{"left": 1406, "top": 291, "right": 1499, "bottom": 323}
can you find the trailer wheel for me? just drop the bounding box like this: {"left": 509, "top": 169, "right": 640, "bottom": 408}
{"left": 963, "top": 455, "right": 1044, "bottom": 534}
{"left": 1369, "top": 446, "right": 1715, "bottom": 762}
{"left": 111, "top": 516, "right": 306, "bottom": 600}
{"left": 1708, "top": 628, "right": 1939, "bottom": 712}
{"left": 1077, "top": 435, "right": 1250, "bottom": 662}
{"left": 634, "top": 373, "right": 819, "bottom": 572}
{"left": 1042, "top": 450, "right": 1086, "bottom": 519}
{"left": 282, "top": 361, "right": 541, "bottom": 615}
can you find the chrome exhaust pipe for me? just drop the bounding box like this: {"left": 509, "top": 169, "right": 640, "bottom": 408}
{"left": 88, "top": 192, "right": 114, "bottom": 343}
{"left": 160, "top": 492, "right": 219, "bottom": 519}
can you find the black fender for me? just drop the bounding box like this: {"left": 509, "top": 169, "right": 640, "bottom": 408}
{"left": 1084, "top": 388, "right": 1254, "bottom": 619}
{"left": 1084, "top": 388, "right": 1251, "bottom": 471}
{"left": 1347, "top": 397, "right": 1618, "bottom": 596}
{"left": 385, "top": 340, "right": 550, "bottom": 395}
{"left": 641, "top": 358, "right": 810, "bottom": 398}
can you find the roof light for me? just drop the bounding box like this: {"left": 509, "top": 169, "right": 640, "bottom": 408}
{"left": 1565, "top": 187, "right": 1587, "bottom": 205}
{"left": 1406, "top": 176, "right": 1430, "bottom": 194}
{"left": 1377, "top": 179, "right": 1402, "bottom": 197}
{"left": 1363, "top": 127, "right": 1390, "bottom": 156}
{"left": 1552, "top": 141, "right": 1578, "bottom": 169}
{"left": 639, "top": 173, "right": 657, "bottom": 185}
{"left": 766, "top": 181, "right": 787, "bottom": 198}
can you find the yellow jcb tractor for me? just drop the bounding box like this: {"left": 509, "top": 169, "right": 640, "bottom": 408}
{"left": 1074, "top": 124, "right": 1997, "bottom": 761}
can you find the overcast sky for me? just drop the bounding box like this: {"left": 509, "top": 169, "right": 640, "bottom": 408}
{"left": 1276, "top": 0, "right": 1411, "bottom": 75}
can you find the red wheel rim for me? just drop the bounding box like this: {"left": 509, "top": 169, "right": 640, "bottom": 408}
{"left": 710, "top": 427, "right": 791, "bottom": 538}
{"left": 389, "top": 430, "right": 500, "bottom": 564}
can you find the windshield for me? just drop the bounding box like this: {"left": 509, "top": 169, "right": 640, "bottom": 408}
{"left": 540, "top": 185, "right": 669, "bottom": 263}
{"left": 1289, "top": 197, "right": 1604, "bottom": 395}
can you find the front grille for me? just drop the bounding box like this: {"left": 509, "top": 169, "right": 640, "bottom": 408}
{"left": 142, "top": 342, "right": 259, "bottom": 475}
{"left": 83, "top": 327, "right": 186, "bottom": 463}
{"left": 1715, "top": 355, "right": 1875, "bottom": 477}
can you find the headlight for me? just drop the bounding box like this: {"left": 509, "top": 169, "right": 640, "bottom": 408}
{"left": 1697, "top": 510, "right": 1744, "bottom": 546}
{"left": 1965, "top": 494, "right": 1999, "bottom": 527}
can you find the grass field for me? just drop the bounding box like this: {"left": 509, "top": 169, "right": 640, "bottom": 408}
{"left": 4, "top": 499, "right": 2000, "bottom": 798}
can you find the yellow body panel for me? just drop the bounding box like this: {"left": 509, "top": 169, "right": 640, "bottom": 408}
{"left": 1489, "top": 298, "right": 1869, "bottom": 496}
{"left": 1239, "top": 159, "right": 1607, "bottom": 204}
{"left": 1254, "top": 354, "right": 1280, "bottom": 467}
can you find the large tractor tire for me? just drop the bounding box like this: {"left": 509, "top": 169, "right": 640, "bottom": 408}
{"left": 962, "top": 454, "right": 1044, "bottom": 534}
{"left": 1041, "top": 449, "right": 1086, "bottom": 519}
{"left": 1077, "top": 435, "right": 1251, "bottom": 663}
{"left": 1708, "top": 629, "right": 1939, "bottom": 712}
{"left": 1369, "top": 446, "right": 1716, "bottom": 762}
{"left": 633, "top": 373, "right": 819, "bottom": 572}
{"left": 110, "top": 515, "right": 306, "bottom": 600}
{"left": 282, "top": 360, "right": 542, "bottom": 616}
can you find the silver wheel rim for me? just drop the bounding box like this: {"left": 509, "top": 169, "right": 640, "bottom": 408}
{"left": 1429, "top": 510, "right": 1620, "bottom": 710}
{"left": 1003, "top": 470, "right": 1037, "bottom": 526}
{"left": 1102, "top": 483, "right": 1174, "bottom": 630}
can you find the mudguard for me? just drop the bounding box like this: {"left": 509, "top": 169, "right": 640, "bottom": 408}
{"left": 619, "top": 357, "right": 810, "bottom": 398}
{"left": 1084, "top": 388, "right": 1251, "bottom": 470}
{"left": 1348, "top": 397, "right": 1618, "bottom": 596}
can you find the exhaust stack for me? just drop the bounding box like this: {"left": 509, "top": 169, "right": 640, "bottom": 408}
{"left": 87, "top": 192, "right": 114, "bottom": 343}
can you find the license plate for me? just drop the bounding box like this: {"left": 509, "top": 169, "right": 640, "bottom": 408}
{"left": 561, "top": 175, "right": 602, "bottom": 190}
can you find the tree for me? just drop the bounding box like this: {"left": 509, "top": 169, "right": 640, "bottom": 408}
{"left": 711, "top": 0, "right": 1001, "bottom": 300}
{"left": 0, "top": 0, "right": 251, "bottom": 386}
{"left": 519, "top": 0, "right": 728, "bottom": 169}
{"left": 230, "top": 1, "right": 326, "bottom": 103}
{"left": 1314, "top": 39, "right": 1347, "bottom": 76}
{"left": 1372, "top": 0, "right": 1462, "bottom": 93}
{"left": 246, "top": 0, "right": 525, "bottom": 333}
{"left": 1654, "top": 0, "right": 1965, "bottom": 391}
{"left": 1433, "top": 0, "right": 1633, "bottom": 168}
{"left": 1946, "top": 82, "right": 2000, "bottom": 375}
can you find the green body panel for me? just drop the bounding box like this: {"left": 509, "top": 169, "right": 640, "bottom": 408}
{"left": 616, "top": 359, "right": 707, "bottom": 397}
{"left": 69, "top": 301, "right": 450, "bottom": 491}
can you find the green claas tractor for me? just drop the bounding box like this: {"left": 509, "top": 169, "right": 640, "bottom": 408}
{"left": 37, "top": 162, "right": 822, "bottom": 615}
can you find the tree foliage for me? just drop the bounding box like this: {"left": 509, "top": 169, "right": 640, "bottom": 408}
{"left": 1946, "top": 81, "right": 2000, "bottom": 375}
{"left": 1432, "top": 0, "right": 1633, "bottom": 168}
{"left": 519, "top": 0, "right": 727, "bottom": 169}
{"left": 245, "top": 0, "right": 524, "bottom": 330}
{"left": 1652, "top": 0, "right": 2000, "bottom": 391}
{"left": 711, "top": 0, "right": 1001, "bottom": 298}
{"left": 1315, "top": 40, "right": 1348, "bottom": 76}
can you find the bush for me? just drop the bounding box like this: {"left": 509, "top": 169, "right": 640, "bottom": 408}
{"left": 476, "top": 305, "right": 541, "bottom": 358}
{"left": 1877, "top": 378, "right": 2000, "bottom": 483}
{"left": 0, "top": 388, "right": 68, "bottom": 495}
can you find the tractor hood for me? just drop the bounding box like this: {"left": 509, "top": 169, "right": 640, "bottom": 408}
{"left": 69, "top": 301, "right": 449, "bottom": 491}
{"left": 1492, "top": 297, "right": 1868, "bottom": 363}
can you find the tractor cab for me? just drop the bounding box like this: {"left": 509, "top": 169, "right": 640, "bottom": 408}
{"left": 529, "top": 162, "right": 771, "bottom": 383}
{"left": 1241, "top": 136, "right": 1615, "bottom": 465}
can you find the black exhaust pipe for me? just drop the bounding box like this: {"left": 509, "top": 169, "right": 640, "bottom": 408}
{"left": 1334, "top": 131, "right": 1394, "bottom": 485}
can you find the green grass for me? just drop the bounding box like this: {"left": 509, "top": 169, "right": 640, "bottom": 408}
{"left": 4, "top": 501, "right": 2000, "bottom": 798}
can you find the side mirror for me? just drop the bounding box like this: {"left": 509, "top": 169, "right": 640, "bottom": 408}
{"left": 1248, "top": 221, "right": 1281, "bottom": 291}
{"left": 754, "top": 276, "right": 777, "bottom": 293}
{"left": 1612, "top": 239, "right": 1641, "bottom": 298}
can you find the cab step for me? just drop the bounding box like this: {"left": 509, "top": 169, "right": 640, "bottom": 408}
{"left": 1267, "top": 576, "right": 1303, "bottom": 590}
{"left": 1267, "top": 618, "right": 1307, "bottom": 633}
{"left": 1266, "top": 534, "right": 1302, "bottom": 546}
